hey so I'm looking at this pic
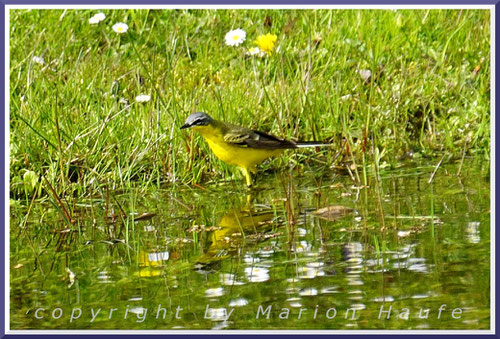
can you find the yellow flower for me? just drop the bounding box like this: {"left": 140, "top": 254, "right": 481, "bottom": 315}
{"left": 254, "top": 33, "right": 277, "bottom": 54}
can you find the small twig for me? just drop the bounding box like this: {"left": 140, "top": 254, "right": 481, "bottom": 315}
{"left": 171, "top": 195, "right": 192, "bottom": 212}
{"left": 110, "top": 194, "right": 128, "bottom": 222}
{"left": 428, "top": 153, "right": 446, "bottom": 184}
{"left": 42, "top": 173, "right": 75, "bottom": 224}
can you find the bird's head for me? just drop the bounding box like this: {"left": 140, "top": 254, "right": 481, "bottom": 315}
{"left": 180, "top": 112, "right": 214, "bottom": 130}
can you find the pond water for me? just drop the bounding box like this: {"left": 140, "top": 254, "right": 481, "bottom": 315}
{"left": 10, "top": 160, "right": 491, "bottom": 330}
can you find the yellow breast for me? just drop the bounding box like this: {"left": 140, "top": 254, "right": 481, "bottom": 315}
{"left": 194, "top": 125, "right": 283, "bottom": 170}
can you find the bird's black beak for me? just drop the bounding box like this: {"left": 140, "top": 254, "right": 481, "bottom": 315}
{"left": 180, "top": 123, "right": 190, "bottom": 130}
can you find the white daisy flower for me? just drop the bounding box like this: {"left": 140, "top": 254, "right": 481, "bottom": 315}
{"left": 94, "top": 13, "right": 106, "bottom": 21}
{"left": 225, "top": 28, "right": 246, "bottom": 46}
{"left": 32, "top": 56, "right": 45, "bottom": 65}
{"left": 112, "top": 22, "right": 128, "bottom": 34}
{"left": 246, "top": 47, "right": 265, "bottom": 57}
{"left": 135, "top": 94, "right": 151, "bottom": 103}
{"left": 89, "top": 12, "right": 106, "bottom": 24}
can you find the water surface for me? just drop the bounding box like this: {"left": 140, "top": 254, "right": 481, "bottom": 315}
{"left": 10, "top": 160, "right": 491, "bottom": 330}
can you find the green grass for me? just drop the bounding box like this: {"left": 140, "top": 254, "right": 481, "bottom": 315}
{"left": 9, "top": 9, "right": 491, "bottom": 200}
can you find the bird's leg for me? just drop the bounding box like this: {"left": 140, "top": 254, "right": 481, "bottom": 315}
{"left": 240, "top": 167, "right": 253, "bottom": 187}
{"left": 245, "top": 193, "right": 254, "bottom": 206}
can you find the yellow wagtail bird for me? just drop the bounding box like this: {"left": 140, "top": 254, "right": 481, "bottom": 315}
{"left": 180, "top": 112, "right": 331, "bottom": 186}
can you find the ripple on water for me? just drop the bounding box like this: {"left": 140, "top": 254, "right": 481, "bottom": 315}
{"left": 205, "top": 287, "right": 225, "bottom": 298}
{"left": 229, "top": 298, "right": 249, "bottom": 307}
{"left": 298, "top": 266, "right": 325, "bottom": 279}
{"left": 245, "top": 266, "right": 270, "bottom": 282}
{"left": 299, "top": 287, "right": 318, "bottom": 296}
{"left": 220, "top": 273, "right": 244, "bottom": 286}
{"left": 466, "top": 221, "right": 481, "bottom": 244}
{"left": 97, "top": 271, "right": 114, "bottom": 284}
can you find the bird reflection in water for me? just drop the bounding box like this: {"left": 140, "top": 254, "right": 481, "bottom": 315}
{"left": 137, "top": 250, "right": 170, "bottom": 277}
{"left": 196, "top": 196, "right": 280, "bottom": 269}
